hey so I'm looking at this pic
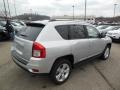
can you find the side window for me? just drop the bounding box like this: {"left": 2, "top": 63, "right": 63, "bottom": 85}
{"left": 86, "top": 26, "right": 99, "bottom": 38}
{"left": 55, "top": 25, "right": 69, "bottom": 39}
{"left": 69, "top": 25, "right": 87, "bottom": 39}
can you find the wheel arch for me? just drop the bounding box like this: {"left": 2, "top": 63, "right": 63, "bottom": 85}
{"left": 106, "top": 43, "right": 112, "bottom": 48}
{"left": 50, "top": 54, "right": 74, "bottom": 74}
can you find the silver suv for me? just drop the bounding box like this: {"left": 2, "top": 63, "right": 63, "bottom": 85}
{"left": 11, "top": 20, "right": 112, "bottom": 84}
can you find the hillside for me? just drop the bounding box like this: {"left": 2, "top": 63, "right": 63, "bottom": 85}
{"left": 12, "top": 13, "right": 50, "bottom": 21}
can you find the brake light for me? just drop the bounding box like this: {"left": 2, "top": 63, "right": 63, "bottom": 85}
{"left": 32, "top": 42, "right": 46, "bottom": 58}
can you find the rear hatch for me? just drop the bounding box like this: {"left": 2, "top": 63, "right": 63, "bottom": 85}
{"left": 12, "top": 23, "right": 45, "bottom": 61}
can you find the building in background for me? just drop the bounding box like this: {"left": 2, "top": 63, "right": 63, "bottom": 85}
{"left": 51, "top": 15, "right": 96, "bottom": 24}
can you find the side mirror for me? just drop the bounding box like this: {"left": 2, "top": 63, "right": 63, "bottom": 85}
{"left": 99, "top": 33, "right": 106, "bottom": 38}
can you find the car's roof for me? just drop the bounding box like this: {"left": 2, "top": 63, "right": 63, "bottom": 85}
{"left": 31, "top": 20, "right": 50, "bottom": 25}
{"left": 31, "top": 20, "right": 92, "bottom": 26}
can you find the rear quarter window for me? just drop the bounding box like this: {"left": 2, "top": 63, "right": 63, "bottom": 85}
{"left": 16, "top": 23, "right": 44, "bottom": 41}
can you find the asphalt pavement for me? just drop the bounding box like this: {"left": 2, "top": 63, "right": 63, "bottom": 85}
{"left": 0, "top": 41, "right": 120, "bottom": 90}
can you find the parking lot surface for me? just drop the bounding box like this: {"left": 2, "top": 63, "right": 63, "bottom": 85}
{"left": 0, "top": 41, "right": 120, "bottom": 90}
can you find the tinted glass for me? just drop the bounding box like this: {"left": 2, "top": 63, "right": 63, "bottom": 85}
{"left": 55, "top": 25, "right": 69, "bottom": 39}
{"left": 17, "top": 23, "right": 44, "bottom": 41}
{"left": 69, "top": 25, "right": 86, "bottom": 39}
{"left": 86, "top": 26, "right": 99, "bottom": 38}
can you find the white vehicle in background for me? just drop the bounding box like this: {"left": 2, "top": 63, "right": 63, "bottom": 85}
{"left": 17, "top": 21, "right": 26, "bottom": 26}
{"left": 98, "top": 26, "right": 120, "bottom": 35}
{"left": 107, "top": 28, "right": 120, "bottom": 41}
{"left": 11, "top": 22, "right": 26, "bottom": 33}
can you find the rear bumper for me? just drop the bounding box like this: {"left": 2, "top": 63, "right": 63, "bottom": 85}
{"left": 12, "top": 56, "right": 29, "bottom": 72}
{"left": 11, "top": 54, "right": 51, "bottom": 74}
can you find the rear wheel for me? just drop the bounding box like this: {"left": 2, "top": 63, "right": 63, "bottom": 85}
{"left": 101, "top": 46, "right": 110, "bottom": 60}
{"left": 118, "top": 38, "right": 120, "bottom": 42}
{"left": 50, "top": 59, "right": 72, "bottom": 85}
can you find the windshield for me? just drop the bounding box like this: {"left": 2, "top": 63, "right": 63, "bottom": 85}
{"left": 11, "top": 22, "right": 20, "bottom": 26}
{"left": 17, "top": 21, "right": 25, "bottom": 26}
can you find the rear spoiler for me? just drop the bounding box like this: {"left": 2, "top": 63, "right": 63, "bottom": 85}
{"left": 26, "top": 23, "right": 45, "bottom": 27}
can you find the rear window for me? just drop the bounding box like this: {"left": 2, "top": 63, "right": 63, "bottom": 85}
{"left": 16, "top": 23, "right": 44, "bottom": 41}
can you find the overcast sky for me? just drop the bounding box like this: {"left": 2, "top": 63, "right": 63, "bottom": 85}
{"left": 0, "top": 0, "right": 120, "bottom": 17}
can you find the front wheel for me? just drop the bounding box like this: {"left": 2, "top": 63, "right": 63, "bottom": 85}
{"left": 50, "top": 59, "right": 72, "bottom": 85}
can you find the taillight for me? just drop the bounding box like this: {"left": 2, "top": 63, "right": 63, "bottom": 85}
{"left": 32, "top": 42, "right": 46, "bottom": 58}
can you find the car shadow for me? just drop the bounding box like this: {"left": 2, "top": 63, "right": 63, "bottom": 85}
{"left": 4, "top": 56, "right": 106, "bottom": 90}
{"left": 112, "top": 40, "right": 120, "bottom": 43}
{"left": 12, "top": 58, "right": 104, "bottom": 88}
{"left": 0, "top": 39, "right": 13, "bottom": 43}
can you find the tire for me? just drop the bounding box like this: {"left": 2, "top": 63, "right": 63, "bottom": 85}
{"left": 100, "top": 46, "right": 111, "bottom": 60}
{"left": 0, "top": 35, "right": 2, "bottom": 41}
{"left": 118, "top": 38, "right": 120, "bottom": 43}
{"left": 50, "top": 59, "right": 72, "bottom": 85}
